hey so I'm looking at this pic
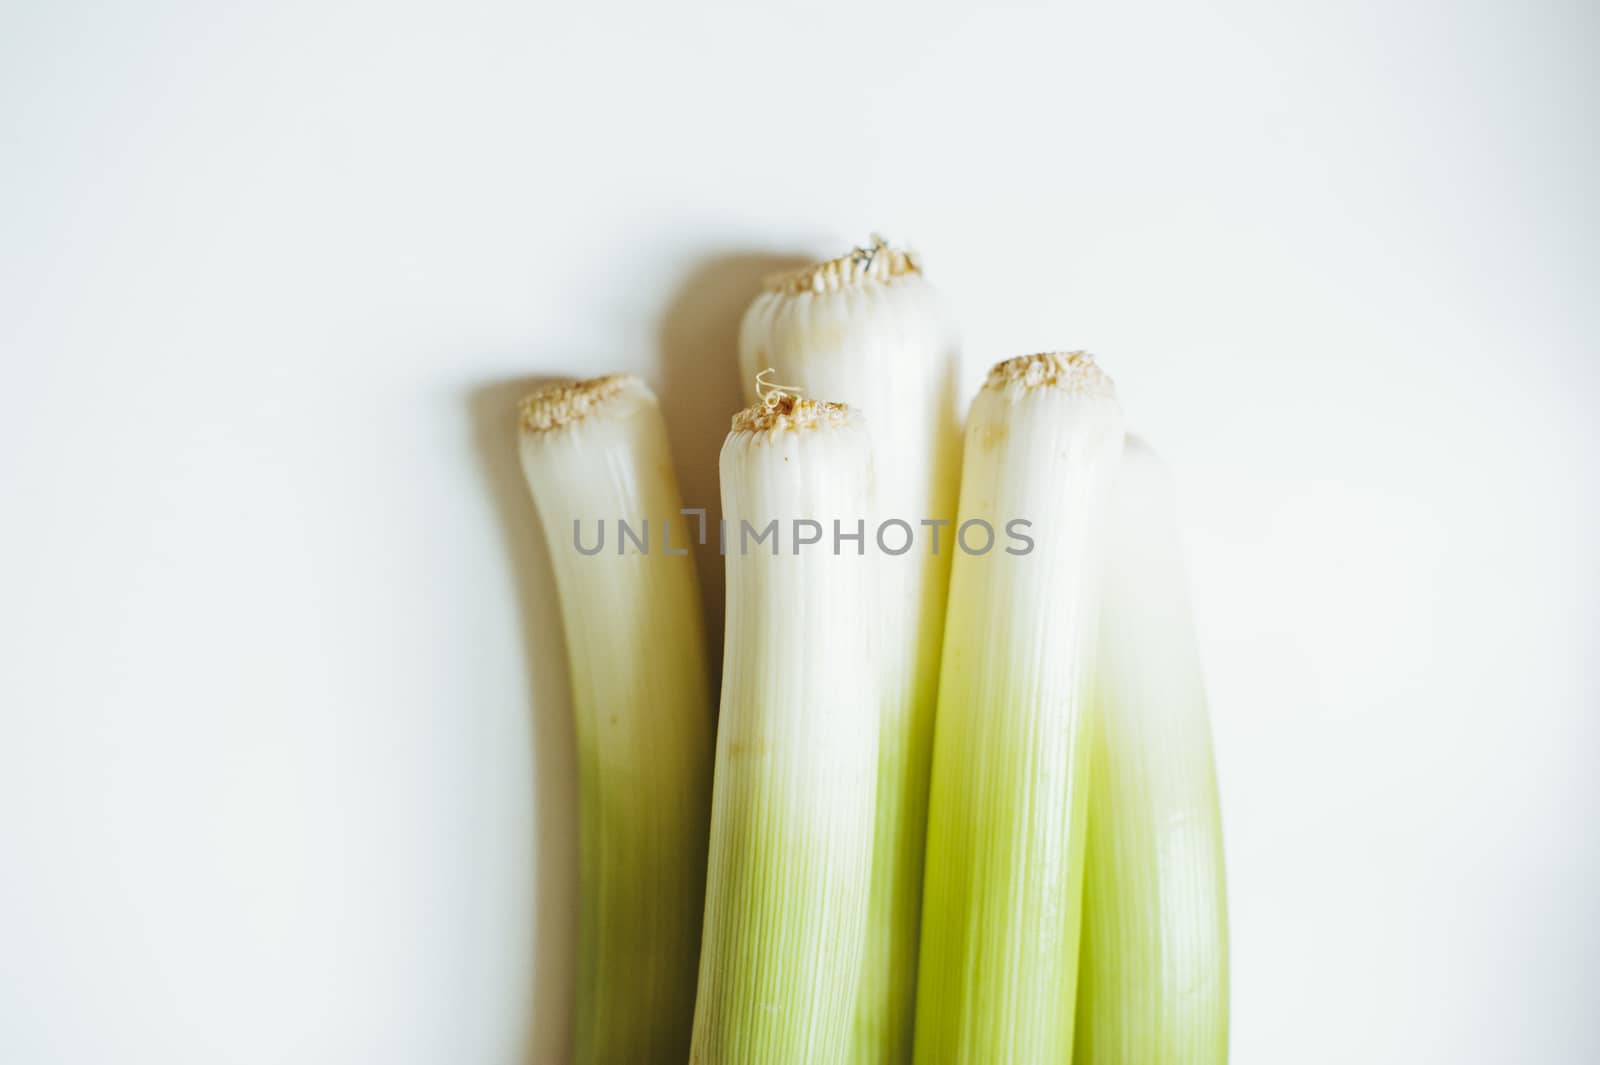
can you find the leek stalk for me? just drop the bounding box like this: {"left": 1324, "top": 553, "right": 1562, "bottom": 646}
{"left": 1074, "top": 435, "right": 1230, "bottom": 1065}
{"left": 517, "top": 374, "right": 713, "bottom": 1065}
{"left": 913, "top": 352, "right": 1124, "bottom": 1064}
{"left": 689, "top": 393, "right": 879, "bottom": 1064}
{"left": 738, "top": 238, "right": 961, "bottom": 1065}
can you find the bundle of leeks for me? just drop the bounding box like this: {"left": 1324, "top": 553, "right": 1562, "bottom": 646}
{"left": 515, "top": 237, "right": 1228, "bottom": 1065}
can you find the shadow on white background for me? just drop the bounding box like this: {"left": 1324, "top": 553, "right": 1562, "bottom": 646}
{"left": 466, "top": 374, "right": 578, "bottom": 1064}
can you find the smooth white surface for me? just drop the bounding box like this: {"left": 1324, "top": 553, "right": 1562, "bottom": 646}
{"left": 1, "top": 2, "right": 1595, "bottom": 1062}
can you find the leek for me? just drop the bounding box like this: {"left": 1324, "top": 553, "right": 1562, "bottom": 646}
{"left": 689, "top": 392, "right": 879, "bottom": 1065}
{"left": 738, "top": 237, "right": 961, "bottom": 1065}
{"left": 517, "top": 374, "right": 713, "bottom": 1065}
{"left": 1074, "top": 435, "right": 1230, "bottom": 1065}
{"left": 913, "top": 352, "right": 1124, "bottom": 1064}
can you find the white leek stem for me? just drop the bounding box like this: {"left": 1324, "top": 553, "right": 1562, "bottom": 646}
{"left": 739, "top": 238, "right": 961, "bottom": 1065}
{"left": 914, "top": 353, "right": 1124, "bottom": 1064}
{"left": 1074, "top": 436, "right": 1229, "bottom": 1065}
{"left": 689, "top": 395, "right": 879, "bottom": 1064}
{"left": 517, "top": 374, "right": 713, "bottom": 1065}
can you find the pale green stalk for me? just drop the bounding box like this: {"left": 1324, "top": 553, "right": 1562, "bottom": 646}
{"left": 1074, "top": 436, "right": 1229, "bottom": 1065}
{"left": 739, "top": 238, "right": 961, "bottom": 1065}
{"left": 689, "top": 394, "right": 879, "bottom": 1065}
{"left": 517, "top": 374, "right": 713, "bottom": 1065}
{"left": 914, "top": 352, "right": 1124, "bottom": 1064}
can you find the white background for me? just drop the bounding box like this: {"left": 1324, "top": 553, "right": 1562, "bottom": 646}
{"left": 2, "top": 1, "right": 1595, "bottom": 1062}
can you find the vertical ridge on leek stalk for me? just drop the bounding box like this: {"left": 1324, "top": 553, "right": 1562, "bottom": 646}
{"left": 913, "top": 352, "right": 1124, "bottom": 1065}
{"left": 689, "top": 392, "right": 879, "bottom": 1065}
{"left": 739, "top": 237, "right": 961, "bottom": 1065}
{"left": 1074, "top": 435, "right": 1229, "bottom": 1065}
{"left": 517, "top": 374, "right": 713, "bottom": 1065}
